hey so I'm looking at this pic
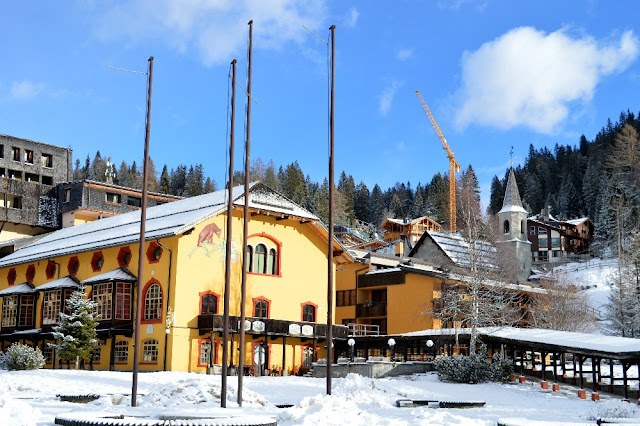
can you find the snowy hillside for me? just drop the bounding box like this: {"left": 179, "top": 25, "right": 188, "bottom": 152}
{"left": 551, "top": 258, "right": 618, "bottom": 326}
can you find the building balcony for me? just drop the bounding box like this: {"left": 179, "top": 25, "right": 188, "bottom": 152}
{"left": 356, "top": 302, "right": 387, "bottom": 318}
{"left": 197, "top": 314, "right": 348, "bottom": 340}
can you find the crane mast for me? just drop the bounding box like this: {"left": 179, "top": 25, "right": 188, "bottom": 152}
{"left": 416, "top": 90, "right": 460, "bottom": 233}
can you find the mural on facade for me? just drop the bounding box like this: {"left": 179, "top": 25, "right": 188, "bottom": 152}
{"left": 188, "top": 221, "right": 240, "bottom": 263}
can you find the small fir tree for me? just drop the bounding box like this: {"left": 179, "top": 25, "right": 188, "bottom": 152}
{"left": 49, "top": 286, "right": 98, "bottom": 369}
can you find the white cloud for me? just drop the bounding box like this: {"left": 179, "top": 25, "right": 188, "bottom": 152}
{"left": 10, "top": 80, "right": 44, "bottom": 100}
{"left": 344, "top": 7, "right": 359, "bottom": 28}
{"left": 379, "top": 80, "right": 403, "bottom": 116}
{"left": 397, "top": 48, "right": 413, "bottom": 61}
{"left": 93, "top": 0, "right": 328, "bottom": 66}
{"left": 455, "top": 27, "right": 639, "bottom": 134}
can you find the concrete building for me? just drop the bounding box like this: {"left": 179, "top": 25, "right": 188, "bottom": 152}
{"left": 0, "top": 134, "right": 72, "bottom": 244}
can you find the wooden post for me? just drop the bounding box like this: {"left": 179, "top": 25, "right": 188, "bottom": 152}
{"left": 541, "top": 350, "right": 546, "bottom": 381}
{"left": 553, "top": 352, "right": 558, "bottom": 383}
{"left": 592, "top": 357, "right": 598, "bottom": 391}
{"left": 281, "top": 336, "right": 286, "bottom": 376}
{"left": 578, "top": 355, "right": 584, "bottom": 389}
{"left": 610, "top": 358, "right": 615, "bottom": 392}
{"left": 623, "top": 363, "right": 629, "bottom": 399}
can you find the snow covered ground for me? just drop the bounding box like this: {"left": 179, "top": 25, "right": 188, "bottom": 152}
{"left": 2, "top": 369, "right": 640, "bottom": 425}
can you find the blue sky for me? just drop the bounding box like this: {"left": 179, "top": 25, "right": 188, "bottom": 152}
{"left": 1, "top": 1, "right": 639, "bottom": 209}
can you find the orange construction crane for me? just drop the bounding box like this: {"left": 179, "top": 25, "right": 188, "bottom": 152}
{"left": 416, "top": 90, "right": 460, "bottom": 233}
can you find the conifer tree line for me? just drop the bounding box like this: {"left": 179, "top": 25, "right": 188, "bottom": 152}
{"left": 487, "top": 109, "right": 640, "bottom": 249}
{"left": 72, "top": 153, "right": 217, "bottom": 197}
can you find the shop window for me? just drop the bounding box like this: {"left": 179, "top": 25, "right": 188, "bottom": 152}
{"left": 24, "top": 149, "right": 34, "bottom": 164}
{"left": 142, "top": 339, "right": 159, "bottom": 363}
{"left": 7, "top": 268, "right": 16, "bottom": 285}
{"left": 127, "top": 196, "right": 142, "bottom": 208}
{"left": 253, "top": 244, "right": 267, "bottom": 273}
{"left": 45, "top": 262, "right": 57, "bottom": 279}
{"left": 302, "top": 303, "right": 316, "bottom": 322}
{"left": 1, "top": 295, "right": 17, "bottom": 327}
{"left": 199, "top": 341, "right": 212, "bottom": 366}
{"left": 26, "top": 264, "right": 36, "bottom": 282}
{"left": 18, "top": 295, "right": 34, "bottom": 327}
{"left": 41, "top": 175, "right": 53, "bottom": 186}
{"left": 115, "top": 282, "right": 132, "bottom": 320}
{"left": 41, "top": 153, "right": 53, "bottom": 168}
{"left": 105, "top": 192, "right": 121, "bottom": 204}
{"left": 12, "top": 147, "right": 20, "bottom": 162}
{"left": 117, "top": 247, "right": 132, "bottom": 267}
{"left": 91, "top": 346, "right": 101, "bottom": 363}
{"left": 114, "top": 341, "right": 128, "bottom": 363}
{"left": 253, "top": 298, "right": 270, "bottom": 318}
{"left": 200, "top": 292, "right": 218, "bottom": 315}
{"left": 43, "top": 347, "right": 53, "bottom": 363}
{"left": 92, "top": 282, "right": 113, "bottom": 320}
{"left": 146, "top": 242, "right": 163, "bottom": 264}
{"left": 67, "top": 257, "right": 80, "bottom": 275}
{"left": 91, "top": 252, "right": 105, "bottom": 272}
{"left": 143, "top": 281, "right": 162, "bottom": 321}
{"left": 42, "top": 290, "right": 62, "bottom": 325}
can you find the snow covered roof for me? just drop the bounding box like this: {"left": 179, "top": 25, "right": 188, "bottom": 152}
{"left": 36, "top": 275, "right": 80, "bottom": 291}
{"left": 564, "top": 217, "right": 590, "bottom": 226}
{"left": 398, "top": 326, "right": 640, "bottom": 358}
{"left": 82, "top": 267, "right": 137, "bottom": 284}
{"left": 498, "top": 168, "right": 527, "bottom": 214}
{"left": 411, "top": 230, "right": 498, "bottom": 269}
{"left": 383, "top": 215, "right": 440, "bottom": 227}
{"left": 0, "top": 182, "right": 319, "bottom": 268}
{"left": 0, "top": 282, "right": 36, "bottom": 296}
{"left": 365, "top": 267, "right": 402, "bottom": 275}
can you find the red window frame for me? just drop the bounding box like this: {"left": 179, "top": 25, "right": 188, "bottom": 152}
{"left": 67, "top": 256, "right": 80, "bottom": 275}
{"left": 26, "top": 264, "right": 36, "bottom": 282}
{"left": 247, "top": 233, "right": 282, "bottom": 277}
{"left": 252, "top": 296, "right": 271, "bottom": 318}
{"left": 91, "top": 252, "right": 105, "bottom": 272}
{"left": 199, "top": 291, "right": 219, "bottom": 315}
{"left": 146, "top": 242, "right": 163, "bottom": 264}
{"left": 301, "top": 301, "right": 318, "bottom": 323}
{"left": 141, "top": 278, "right": 163, "bottom": 324}
{"left": 45, "top": 262, "right": 57, "bottom": 279}
{"left": 197, "top": 338, "right": 219, "bottom": 367}
{"left": 117, "top": 246, "right": 132, "bottom": 267}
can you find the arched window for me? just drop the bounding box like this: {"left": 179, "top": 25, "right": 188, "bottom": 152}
{"left": 302, "top": 304, "right": 316, "bottom": 322}
{"left": 245, "top": 245, "right": 253, "bottom": 272}
{"left": 200, "top": 293, "right": 218, "bottom": 315}
{"left": 142, "top": 339, "right": 159, "bottom": 363}
{"left": 503, "top": 220, "right": 510, "bottom": 234}
{"left": 267, "top": 248, "right": 278, "bottom": 275}
{"left": 144, "top": 282, "right": 162, "bottom": 321}
{"left": 253, "top": 244, "right": 267, "bottom": 274}
{"left": 254, "top": 299, "right": 269, "bottom": 318}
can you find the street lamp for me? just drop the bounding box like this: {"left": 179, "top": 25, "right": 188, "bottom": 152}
{"left": 347, "top": 338, "right": 355, "bottom": 361}
{"left": 388, "top": 338, "right": 396, "bottom": 362}
{"left": 426, "top": 339, "right": 434, "bottom": 360}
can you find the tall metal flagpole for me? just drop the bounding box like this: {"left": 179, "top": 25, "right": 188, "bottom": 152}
{"left": 238, "top": 20, "right": 253, "bottom": 407}
{"left": 326, "top": 25, "right": 335, "bottom": 396}
{"left": 132, "top": 56, "right": 154, "bottom": 407}
{"left": 221, "top": 58, "right": 237, "bottom": 408}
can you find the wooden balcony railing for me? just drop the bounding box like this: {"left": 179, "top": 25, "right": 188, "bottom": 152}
{"left": 197, "top": 314, "right": 348, "bottom": 340}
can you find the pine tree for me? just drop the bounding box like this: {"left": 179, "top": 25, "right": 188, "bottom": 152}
{"left": 354, "top": 181, "right": 371, "bottom": 223}
{"left": 90, "top": 151, "right": 107, "bottom": 182}
{"left": 369, "top": 184, "right": 385, "bottom": 226}
{"left": 73, "top": 159, "right": 81, "bottom": 180}
{"left": 82, "top": 155, "right": 91, "bottom": 180}
{"left": 49, "top": 286, "right": 98, "bottom": 369}
{"left": 117, "top": 161, "right": 130, "bottom": 187}
{"left": 171, "top": 165, "right": 187, "bottom": 196}
{"left": 204, "top": 177, "right": 217, "bottom": 193}
{"left": 146, "top": 157, "right": 158, "bottom": 193}
{"left": 159, "top": 165, "right": 171, "bottom": 194}
{"left": 264, "top": 160, "right": 278, "bottom": 189}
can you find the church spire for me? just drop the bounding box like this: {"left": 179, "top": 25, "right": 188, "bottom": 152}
{"left": 500, "top": 168, "right": 526, "bottom": 213}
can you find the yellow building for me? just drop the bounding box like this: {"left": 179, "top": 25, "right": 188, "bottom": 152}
{"left": 0, "top": 182, "right": 351, "bottom": 374}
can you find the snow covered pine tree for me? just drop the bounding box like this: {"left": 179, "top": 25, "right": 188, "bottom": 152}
{"left": 49, "top": 285, "right": 98, "bottom": 369}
